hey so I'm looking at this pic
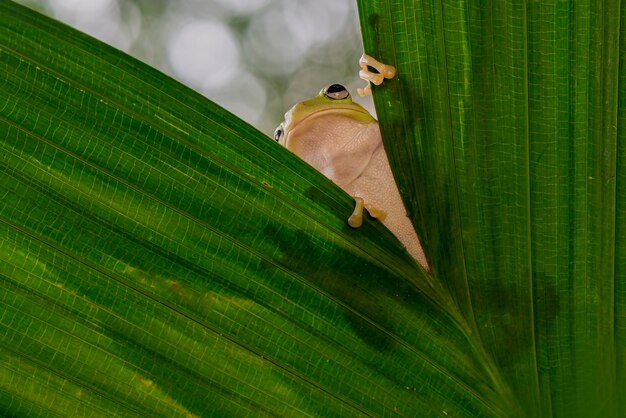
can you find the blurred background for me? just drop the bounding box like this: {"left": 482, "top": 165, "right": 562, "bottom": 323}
{"left": 15, "top": 0, "right": 374, "bottom": 137}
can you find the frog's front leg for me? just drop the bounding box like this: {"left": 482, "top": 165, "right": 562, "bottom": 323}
{"left": 348, "top": 197, "right": 386, "bottom": 228}
{"left": 357, "top": 54, "right": 397, "bottom": 96}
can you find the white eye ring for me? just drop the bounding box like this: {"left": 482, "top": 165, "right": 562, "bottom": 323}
{"left": 323, "top": 84, "right": 350, "bottom": 100}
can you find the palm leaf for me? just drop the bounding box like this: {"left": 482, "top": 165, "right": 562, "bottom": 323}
{"left": 359, "top": 0, "right": 623, "bottom": 416}
{"left": 1, "top": 1, "right": 512, "bottom": 416}
{"left": 2, "top": 0, "right": 623, "bottom": 416}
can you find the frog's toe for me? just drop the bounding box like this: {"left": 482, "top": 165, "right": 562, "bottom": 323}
{"left": 348, "top": 198, "right": 387, "bottom": 227}
{"left": 358, "top": 54, "right": 396, "bottom": 96}
{"left": 357, "top": 83, "right": 372, "bottom": 97}
{"left": 359, "top": 68, "right": 386, "bottom": 86}
{"left": 348, "top": 197, "right": 365, "bottom": 228}
{"left": 365, "top": 204, "right": 386, "bottom": 221}
{"left": 357, "top": 77, "right": 374, "bottom": 97}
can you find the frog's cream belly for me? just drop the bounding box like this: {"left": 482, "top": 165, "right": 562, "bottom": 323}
{"left": 344, "top": 146, "right": 429, "bottom": 270}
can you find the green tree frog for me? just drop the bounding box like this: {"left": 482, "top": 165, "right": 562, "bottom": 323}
{"left": 274, "top": 77, "right": 429, "bottom": 271}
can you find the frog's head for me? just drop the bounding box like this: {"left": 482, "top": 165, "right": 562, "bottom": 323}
{"left": 274, "top": 84, "right": 380, "bottom": 186}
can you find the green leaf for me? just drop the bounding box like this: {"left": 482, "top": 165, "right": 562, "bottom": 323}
{"left": 4, "top": 0, "right": 624, "bottom": 415}
{"left": 358, "top": 0, "right": 623, "bottom": 416}
{"left": 0, "top": 1, "right": 515, "bottom": 416}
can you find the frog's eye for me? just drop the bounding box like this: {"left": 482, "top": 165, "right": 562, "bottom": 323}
{"left": 273, "top": 125, "right": 284, "bottom": 142}
{"left": 323, "top": 84, "right": 350, "bottom": 100}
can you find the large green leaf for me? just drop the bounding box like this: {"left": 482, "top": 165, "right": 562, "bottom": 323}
{"left": 358, "top": 0, "right": 623, "bottom": 416}
{"left": 0, "top": 1, "right": 517, "bottom": 416}
{"left": 3, "top": 0, "right": 624, "bottom": 415}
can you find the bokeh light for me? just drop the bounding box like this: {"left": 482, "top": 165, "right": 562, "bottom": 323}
{"left": 15, "top": 0, "right": 374, "bottom": 135}
{"left": 167, "top": 19, "right": 240, "bottom": 90}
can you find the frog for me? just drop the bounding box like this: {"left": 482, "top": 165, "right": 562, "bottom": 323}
{"left": 274, "top": 58, "right": 429, "bottom": 271}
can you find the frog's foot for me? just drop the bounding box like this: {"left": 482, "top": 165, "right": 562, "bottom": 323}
{"left": 348, "top": 197, "right": 365, "bottom": 228}
{"left": 357, "top": 54, "right": 397, "bottom": 96}
{"left": 348, "top": 197, "right": 387, "bottom": 228}
{"left": 365, "top": 203, "right": 386, "bottom": 221}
